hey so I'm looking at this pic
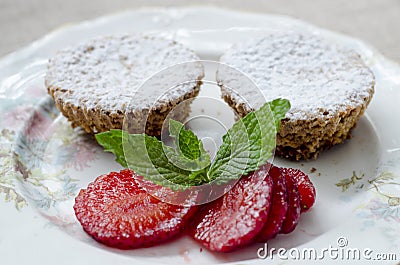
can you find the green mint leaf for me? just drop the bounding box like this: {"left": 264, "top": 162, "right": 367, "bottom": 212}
{"left": 169, "top": 119, "right": 200, "bottom": 160}
{"left": 95, "top": 129, "right": 128, "bottom": 168}
{"left": 122, "top": 133, "right": 204, "bottom": 188}
{"left": 95, "top": 121, "right": 211, "bottom": 189}
{"left": 207, "top": 98, "right": 290, "bottom": 183}
{"left": 169, "top": 120, "right": 211, "bottom": 169}
{"left": 167, "top": 120, "right": 210, "bottom": 175}
{"left": 269, "top": 98, "right": 291, "bottom": 131}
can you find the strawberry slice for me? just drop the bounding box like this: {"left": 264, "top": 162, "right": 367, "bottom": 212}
{"left": 191, "top": 164, "right": 273, "bottom": 252}
{"left": 256, "top": 166, "right": 288, "bottom": 241}
{"left": 73, "top": 169, "right": 198, "bottom": 249}
{"left": 283, "top": 168, "right": 316, "bottom": 212}
{"left": 279, "top": 167, "right": 301, "bottom": 234}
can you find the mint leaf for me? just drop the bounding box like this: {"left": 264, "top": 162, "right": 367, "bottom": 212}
{"left": 269, "top": 98, "right": 291, "bottom": 131}
{"left": 207, "top": 98, "right": 290, "bottom": 183}
{"left": 169, "top": 119, "right": 211, "bottom": 170}
{"left": 122, "top": 133, "right": 204, "bottom": 188}
{"left": 96, "top": 121, "right": 211, "bottom": 189}
{"left": 95, "top": 129, "right": 128, "bottom": 168}
{"left": 169, "top": 119, "right": 200, "bottom": 160}
{"left": 96, "top": 131, "right": 203, "bottom": 189}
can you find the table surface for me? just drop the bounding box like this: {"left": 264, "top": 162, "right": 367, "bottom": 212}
{"left": 0, "top": 0, "right": 399, "bottom": 63}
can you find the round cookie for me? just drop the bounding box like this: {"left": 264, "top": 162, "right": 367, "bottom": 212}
{"left": 217, "top": 32, "right": 375, "bottom": 160}
{"left": 46, "top": 34, "right": 204, "bottom": 136}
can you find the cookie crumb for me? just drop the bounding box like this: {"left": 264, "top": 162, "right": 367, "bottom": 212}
{"left": 310, "top": 167, "right": 317, "bottom": 173}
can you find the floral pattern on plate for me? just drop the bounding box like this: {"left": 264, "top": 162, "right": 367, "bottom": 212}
{"left": 0, "top": 68, "right": 100, "bottom": 211}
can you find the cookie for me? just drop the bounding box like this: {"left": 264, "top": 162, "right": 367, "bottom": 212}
{"left": 217, "top": 33, "right": 375, "bottom": 160}
{"left": 46, "top": 34, "right": 204, "bottom": 136}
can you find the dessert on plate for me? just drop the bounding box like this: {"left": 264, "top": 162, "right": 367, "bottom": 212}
{"left": 217, "top": 32, "right": 375, "bottom": 160}
{"left": 45, "top": 34, "right": 204, "bottom": 136}
{"left": 74, "top": 98, "right": 316, "bottom": 252}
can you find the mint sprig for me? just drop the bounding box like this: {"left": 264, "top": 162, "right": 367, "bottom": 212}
{"left": 168, "top": 119, "right": 211, "bottom": 171}
{"left": 95, "top": 99, "right": 290, "bottom": 189}
{"left": 207, "top": 99, "right": 288, "bottom": 184}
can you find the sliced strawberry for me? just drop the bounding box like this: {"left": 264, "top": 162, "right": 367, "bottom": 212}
{"left": 256, "top": 166, "right": 288, "bottom": 241}
{"left": 73, "top": 169, "right": 198, "bottom": 249}
{"left": 191, "top": 164, "right": 273, "bottom": 252}
{"left": 283, "top": 168, "right": 316, "bottom": 212}
{"left": 279, "top": 167, "right": 301, "bottom": 234}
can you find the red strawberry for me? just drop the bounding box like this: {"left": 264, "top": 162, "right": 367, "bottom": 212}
{"left": 191, "top": 164, "right": 273, "bottom": 252}
{"left": 282, "top": 168, "right": 316, "bottom": 212}
{"left": 256, "top": 166, "right": 288, "bottom": 241}
{"left": 73, "top": 169, "right": 198, "bottom": 249}
{"left": 279, "top": 167, "right": 301, "bottom": 234}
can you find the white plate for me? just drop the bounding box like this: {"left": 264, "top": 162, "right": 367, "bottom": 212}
{"left": 1, "top": 7, "right": 400, "bottom": 265}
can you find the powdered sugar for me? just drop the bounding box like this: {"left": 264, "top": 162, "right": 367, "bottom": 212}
{"left": 45, "top": 34, "right": 204, "bottom": 113}
{"left": 217, "top": 33, "right": 375, "bottom": 120}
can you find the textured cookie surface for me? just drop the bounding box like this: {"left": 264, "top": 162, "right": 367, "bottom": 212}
{"left": 217, "top": 33, "right": 375, "bottom": 160}
{"left": 46, "top": 34, "right": 204, "bottom": 135}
